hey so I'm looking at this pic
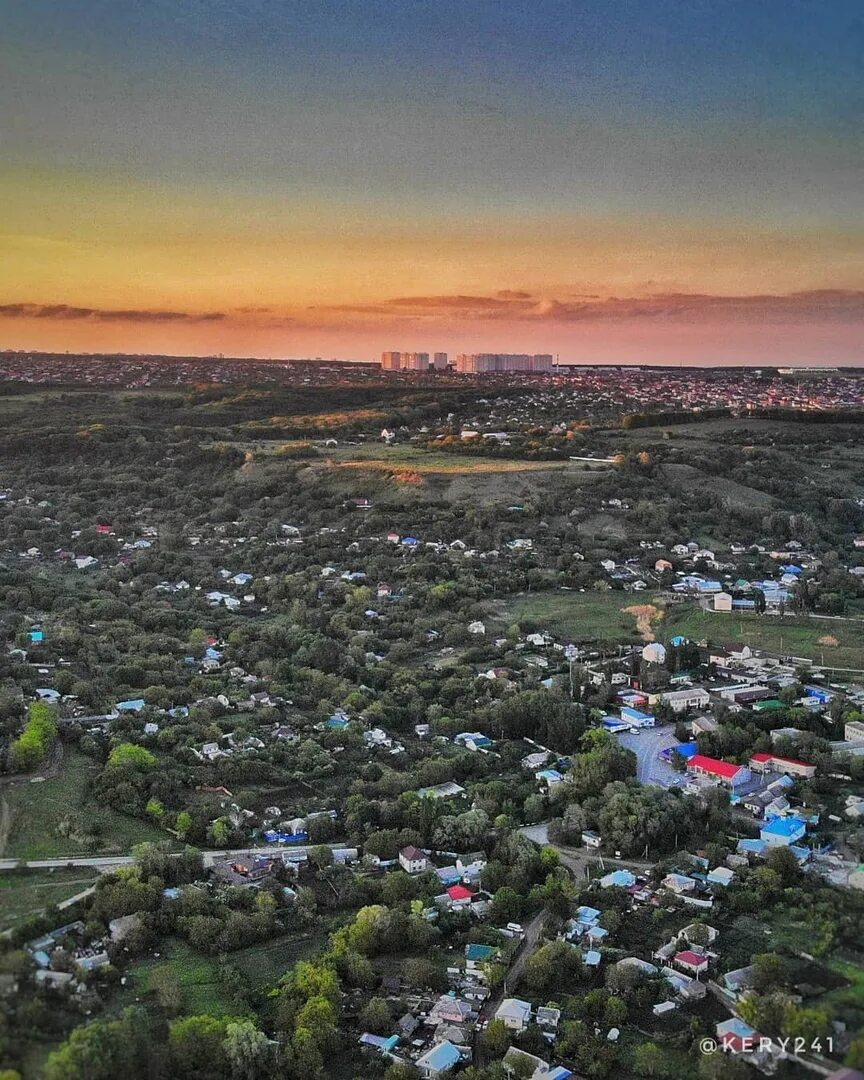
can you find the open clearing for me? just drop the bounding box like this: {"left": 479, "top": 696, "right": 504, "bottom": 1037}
{"left": 495, "top": 592, "right": 864, "bottom": 666}
{"left": 495, "top": 590, "right": 666, "bottom": 642}
{"left": 0, "top": 867, "right": 98, "bottom": 930}
{"left": 666, "top": 607, "right": 864, "bottom": 668}
{"left": 3, "top": 748, "right": 169, "bottom": 860}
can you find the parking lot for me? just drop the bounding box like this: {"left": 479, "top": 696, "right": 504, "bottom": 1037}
{"left": 618, "top": 726, "right": 684, "bottom": 787}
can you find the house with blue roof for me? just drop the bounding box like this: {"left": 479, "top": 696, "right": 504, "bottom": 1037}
{"left": 358, "top": 1033, "right": 399, "bottom": 1054}
{"left": 760, "top": 816, "right": 807, "bottom": 847}
{"left": 621, "top": 706, "right": 656, "bottom": 728}
{"left": 536, "top": 768, "right": 565, "bottom": 789}
{"left": 599, "top": 869, "right": 636, "bottom": 888}
{"left": 115, "top": 698, "right": 146, "bottom": 713}
{"left": 416, "top": 1040, "right": 462, "bottom": 1077}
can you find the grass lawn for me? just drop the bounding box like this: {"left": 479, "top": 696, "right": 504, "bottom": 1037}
{"left": 117, "top": 939, "right": 244, "bottom": 1017}
{"left": 3, "top": 747, "right": 170, "bottom": 860}
{"left": 824, "top": 958, "right": 864, "bottom": 1028}
{"left": 232, "top": 930, "right": 328, "bottom": 988}
{"left": 0, "top": 867, "right": 98, "bottom": 930}
{"left": 496, "top": 589, "right": 665, "bottom": 642}
{"left": 666, "top": 607, "right": 864, "bottom": 669}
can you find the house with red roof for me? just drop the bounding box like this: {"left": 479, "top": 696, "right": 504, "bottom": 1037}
{"left": 686, "top": 755, "right": 750, "bottom": 788}
{"left": 748, "top": 752, "right": 816, "bottom": 779}
{"left": 673, "top": 949, "right": 709, "bottom": 976}
{"left": 446, "top": 884, "right": 475, "bottom": 908}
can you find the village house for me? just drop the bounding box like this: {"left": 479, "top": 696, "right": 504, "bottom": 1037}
{"left": 495, "top": 997, "right": 533, "bottom": 1032}
{"left": 399, "top": 845, "right": 430, "bottom": 874}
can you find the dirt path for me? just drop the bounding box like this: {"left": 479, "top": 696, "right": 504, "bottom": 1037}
{"left": 623, "top": 603, "right": 663, "bottom": 641}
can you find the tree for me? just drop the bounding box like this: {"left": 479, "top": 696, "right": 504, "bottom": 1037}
{"left": 107, "top": 743, "right": 156, "bottom": 770}
{"left": 291, "top": 1027, "right": 323, "bottom": 1078}
{"left": 223, "top": 1019, "right": 270, "bottom": 1080}
{"left": 490, "top": 887, "right": 523, "bottom": 925}
{"left": 44, "top": 1008, "right": 156, "bottom": 1080}
{"left": 752, "top": 953, "right": 784, "bottom": 993}
{"left": 309, "top": 845, "right": 333, "bottom": 869}
{"left": 176, "top": 810, "right": 192, "bottom": 839}
{"left": 846, "top": 1038, "right": 864, "bottom": 1069}
{"left": 782, "top": 1004, "right": 831, "bottom": 1044}
{"left": 359, "top": 997, "right": 392, "bottom": 1034}
{"left": 481, "top": 1018, "right": 510, "bottom": 1058}
{"left": 698, "top": 1052, "right": 748, "bottom": 1080}
{"left": 632, "top": 1042, "right": 669, "bottom": 1077}
{"left": 525, "top": 940, "right": 581, "bottom": 994}
{"left": 9, "top": 701, "right": 58, "bottom": 772}
{"left": 169, "top": 1015, "right": 231, "bottom": 1079}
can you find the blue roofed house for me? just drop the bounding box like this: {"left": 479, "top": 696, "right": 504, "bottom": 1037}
{"left": 359, "top": 1033, "right": 400, "bottom": 1055}
{"left": 536, "top": 768, "right": 565, "bottom": 790}
{"left": 760, "top": 816, "right": 807, "bottom": 847}
{"left": 416, "top": 1040, "right": 462, "bottom": 1078}
{"left": 600, "top": 869, "right": 636, "bottom": 889}
{"left": 116, "top": 698, "right": 146, "bottom": 713}
{"left": 621, "top": 706, "right": 656, "bottom": 728}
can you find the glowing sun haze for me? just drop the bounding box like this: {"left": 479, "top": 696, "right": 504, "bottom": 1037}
{"left": 2, "top": 0, "right": 862, "bottom": 364}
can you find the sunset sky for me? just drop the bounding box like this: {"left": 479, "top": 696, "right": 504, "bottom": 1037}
{"left": 2, "top": 0, "right": 862, "bottom": 364}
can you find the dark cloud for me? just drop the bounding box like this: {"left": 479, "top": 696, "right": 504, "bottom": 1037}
{"left": 365, "top": 289, "right": 864, "bottom": 323}
{"left": 387, "top": 294, "right": 527, "bottom": 310}
{"left": 0, "top": 303, "right": 226, "bottom": 323}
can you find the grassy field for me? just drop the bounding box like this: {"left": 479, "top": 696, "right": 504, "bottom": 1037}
{"left": 3, "top": 747, "right": 169, "bottom": 860}
{"left": 116, "top": 939, "right": 244, "bottom": 1017}
{"left": 495, "top": 590, "right": 665, "bottom": 642}
{"left": 232, "top": 931, "right": 327, "bottom": 988}
{"left": 323, "top": 442, "right": 606, "bottom": 475}
{"left": 825, "top": 958, "right": 864, "bottom": 1028}
{"left": 0, "top": 867, "right": 98, "bottom": 930}
{"left": 666, "top": 607, "right": 864, "bottom": 669}
{"left": 113, "top": 932, "right": 325, "bottom": 1017}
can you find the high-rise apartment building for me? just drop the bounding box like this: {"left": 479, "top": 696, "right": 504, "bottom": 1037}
{"left": 454, "top": 353, "right": 554, "bottom": 374}
{"left": 433, "top": 352, "right": 448, "bottom": 370}
{"left": 380, "top": 351, "right": 431, "bottom": 371}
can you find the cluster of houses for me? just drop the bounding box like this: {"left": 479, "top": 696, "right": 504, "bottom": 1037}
{"left": 359, "top": 941, "right": 572, "bottom": 1080}
{"left": 23, "top": 917, "right": 139, "bottom": 991}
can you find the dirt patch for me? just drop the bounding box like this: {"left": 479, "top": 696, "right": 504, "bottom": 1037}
{"left": 623, "top": 604, "right": 663, "bottom": 641}
{"left": 817, "top": 635, "right": 839, "bottom": 647}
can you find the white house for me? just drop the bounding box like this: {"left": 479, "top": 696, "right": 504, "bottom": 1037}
{"left": 399, "top": 846, "right": 429, "bottom": 874}
{"left": 642, "top": 642, "right": 666, "bottom": 664}
{"left": 495, "top": 997, "right": 532, "bottom": 1032}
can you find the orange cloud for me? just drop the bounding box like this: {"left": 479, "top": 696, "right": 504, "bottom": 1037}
{"left": 0, "top": 302, "right": 225, "bottom": 323}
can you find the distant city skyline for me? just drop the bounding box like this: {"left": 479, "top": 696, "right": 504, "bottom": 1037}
{"left": 2, "top": 2, "right": 862, "bottom": 365}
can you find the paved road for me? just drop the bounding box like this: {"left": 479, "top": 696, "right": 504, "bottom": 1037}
{"left": 618, "top": 725, "right": 681, "bottom": 787}
{"left": 0, "top": 842, "right": 354, "bottom": 873}
{"left": 519, "top": 825, "right": 656, "bottom": 879}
